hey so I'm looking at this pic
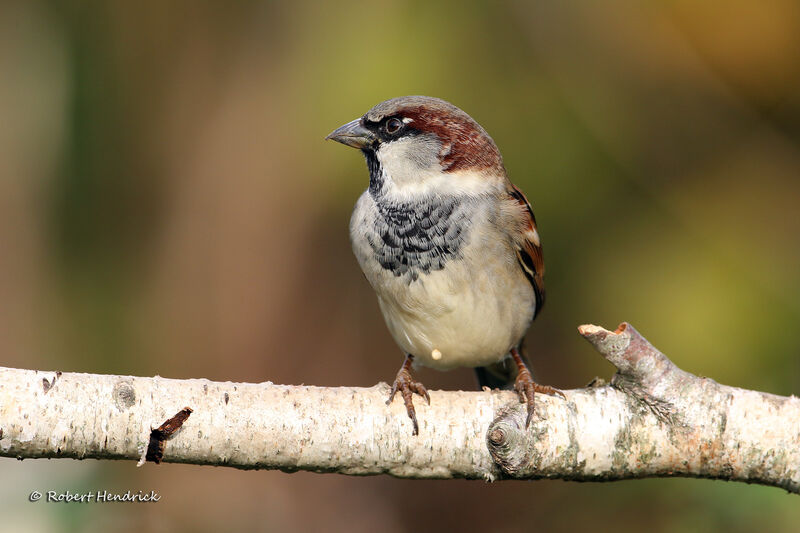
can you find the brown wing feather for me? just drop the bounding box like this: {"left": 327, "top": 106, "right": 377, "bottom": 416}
{"left": 508, "top": 184, "right": 545, "bottom": 318}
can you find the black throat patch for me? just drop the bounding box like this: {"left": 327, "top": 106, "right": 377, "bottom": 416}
{"left": 361, "top": 147, "right": 471, "bottom": 280}
{"left": 366, "top": 195, "right": 470, "bottom": 282}
{"left": 367, "top": 197, "right": 468, "bottom": 280}
{"left": 363, "top": 149, "right": 384, "bottom": 195}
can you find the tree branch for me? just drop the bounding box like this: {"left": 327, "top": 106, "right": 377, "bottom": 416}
{"left": 1, "top": 323, "right": 798, "bottom": 492}
{"left": 488, "top": 323, "right": 800, "bottom": 492}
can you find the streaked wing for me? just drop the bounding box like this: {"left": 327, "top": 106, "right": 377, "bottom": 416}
{"left": 508, "top": 183, "right": 545, "bottom": 318}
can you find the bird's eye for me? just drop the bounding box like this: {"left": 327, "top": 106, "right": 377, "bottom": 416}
{"left": 385, "top": 117, "right": 403, "bottom": 135}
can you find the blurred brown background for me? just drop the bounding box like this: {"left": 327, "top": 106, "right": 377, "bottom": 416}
{"left": 2, "top": 1, "right": 800, "bottom": 531}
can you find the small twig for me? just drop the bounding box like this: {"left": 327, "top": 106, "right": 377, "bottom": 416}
{"left": 139, "top": 407, "right": 193, "bottom": 466}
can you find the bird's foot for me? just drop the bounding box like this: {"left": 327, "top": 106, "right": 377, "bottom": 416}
{"left": 511, "top": 347, "right": 566, "bottom": 428}
{"left": 387, "top": 354, "right": 430, "bottom": 436}
{"left": 514, "top": 370, "right": 566, "bottom": 427}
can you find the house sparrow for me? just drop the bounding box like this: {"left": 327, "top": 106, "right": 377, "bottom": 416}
{"left": 327, "top": 96, "right": 564, "bottom": 435}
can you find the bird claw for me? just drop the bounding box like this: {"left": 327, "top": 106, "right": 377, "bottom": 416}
{"left": 387, "top": 358, "right": 429, "bottom": 436}
{"left": 514, "top": 367, "right": 565, "bottom": 428}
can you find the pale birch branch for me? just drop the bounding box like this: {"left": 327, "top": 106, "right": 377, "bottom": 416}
{"left": 1, "top": 323, "right": 798, "bottom": 492}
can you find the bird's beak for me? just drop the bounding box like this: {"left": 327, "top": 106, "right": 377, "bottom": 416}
{"left": 325, "top": 118, "right": 375, "bottom": 149}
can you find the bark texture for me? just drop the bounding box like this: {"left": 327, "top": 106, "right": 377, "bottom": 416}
{"left": 489, "top": 324, "right": 800, "bottom": 493}
{"left": 1, "top": 323, "right": 798, "bottom": 492}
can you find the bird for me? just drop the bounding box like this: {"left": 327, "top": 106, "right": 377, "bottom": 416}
{"left": 326, "top": 96, "right": 564, "bottom": 435}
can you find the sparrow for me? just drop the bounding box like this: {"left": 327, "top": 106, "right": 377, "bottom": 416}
{"left": 327, "top": 96, "right": 564, "bottom": 435}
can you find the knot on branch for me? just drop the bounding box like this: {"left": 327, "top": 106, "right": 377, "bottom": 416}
{"left": 486, "top": 405, "right": 530, "bottom": 476}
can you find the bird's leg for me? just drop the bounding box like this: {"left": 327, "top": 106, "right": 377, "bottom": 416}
{"left": 511, "top": 347, "right": 566, "bottom": 427}
{"left": 387, "top": 354, "right": 430, "bottom": 436}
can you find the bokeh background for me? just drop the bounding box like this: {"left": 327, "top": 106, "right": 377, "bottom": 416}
{"left": 2, "top": 1, "right": 800, "bottom": 531}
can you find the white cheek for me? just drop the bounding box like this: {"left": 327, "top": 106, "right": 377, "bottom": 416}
{"left": 376, "top": 139, "right": 503, "bottom": 199}
{"left": 377, "top": 137, "right": 440, "bottom": 176}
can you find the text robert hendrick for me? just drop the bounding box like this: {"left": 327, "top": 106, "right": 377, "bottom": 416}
{"left": 29, "top": 490, "right": 161, "bottom": 503}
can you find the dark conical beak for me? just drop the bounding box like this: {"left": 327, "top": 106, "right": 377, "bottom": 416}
{"left": 325, "top": 118, "right": 375, "bottom": 149}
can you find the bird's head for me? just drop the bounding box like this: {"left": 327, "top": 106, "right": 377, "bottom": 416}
{"left": 327, "top": 96, "right": 506, "bottom": 197}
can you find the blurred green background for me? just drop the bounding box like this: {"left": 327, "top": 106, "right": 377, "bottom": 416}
{"left": 2, "top": 0, "right": 800, "bottom": 531}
